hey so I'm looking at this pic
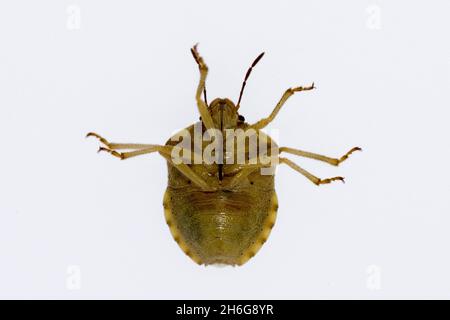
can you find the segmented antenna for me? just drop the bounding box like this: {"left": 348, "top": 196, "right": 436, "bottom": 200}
{"left": 190, "top": 45, "right": 208, "bottom": 106}
{"left": 236, "top": 52, "right": 265, "bottom": 110}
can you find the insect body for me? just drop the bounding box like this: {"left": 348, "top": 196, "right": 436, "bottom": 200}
{"left": 87, "top": 45, "right": 360, "bottom": 266}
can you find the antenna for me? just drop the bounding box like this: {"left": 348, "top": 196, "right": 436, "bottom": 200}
{"left": 236, "top": 52, "right": 265, "bottom": 110}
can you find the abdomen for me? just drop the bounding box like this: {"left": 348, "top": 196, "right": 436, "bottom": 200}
{"left": 163, "top": 186, "right": 278, "bottom": 265}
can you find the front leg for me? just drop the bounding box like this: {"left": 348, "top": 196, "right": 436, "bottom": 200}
{"left": 190, "top": 44, "right": 216, "bottom": 132}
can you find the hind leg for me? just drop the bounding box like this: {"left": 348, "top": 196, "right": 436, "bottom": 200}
{"left": 279, "top": 157, "right": 344, "bottom": 185}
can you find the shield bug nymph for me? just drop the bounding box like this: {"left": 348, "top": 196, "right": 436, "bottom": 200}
{"left": 87, "top": 45, "right": 361, "bottom": 266}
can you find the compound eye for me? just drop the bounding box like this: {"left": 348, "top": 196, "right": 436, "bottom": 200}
{"left": 238, "top": 115, "right": 245, "bottom": 122}
{"left": 199, "top": 116, "right": 202, "bottom": 121}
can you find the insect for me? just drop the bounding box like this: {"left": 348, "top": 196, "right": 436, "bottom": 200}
{"left": 87, "top": 45, "right": 360, "bottom": 266}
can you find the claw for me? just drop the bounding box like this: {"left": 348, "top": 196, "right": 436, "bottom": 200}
{"left": 337, "top": 147, "right": 362, "bottom": 165}
{"left": 98, "top": 146, "right": 123, "bottom": 159}
{"left": 98, "top": 146, "right": 109, "bottom": 153}
{"left": 331, "top": 176, "right": 345, "bottom": 184}
{"left": 86, "top": 132, "right": 110, "bottom": 147}
{"left": 317, "top": 176, "right": 345, "bottom": 185}
{"left": 293, "top": 83, "right": 315, "bottom": 92}
{"left": 190, "top": 43, "right": 200, "bottom": 63}
{"left": 349, "top": 147, "right": 362, "bottom": 153}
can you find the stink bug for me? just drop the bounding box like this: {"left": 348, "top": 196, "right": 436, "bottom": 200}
{"left": 87, "top": 45, "right": 360, "bottom": 266}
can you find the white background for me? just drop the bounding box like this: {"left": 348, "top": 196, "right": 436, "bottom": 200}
{"left": 1, "top": 0, "right": 449, "bottom": 299}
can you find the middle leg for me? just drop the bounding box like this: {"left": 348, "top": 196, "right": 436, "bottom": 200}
{"left": 87, "top": 132, "right": 214, "bottom": 191}
{"left": 86, "top": 132, "right": 155, "bottom": 150}
{"left": 249, "top": 83, "right": 315, "bottom": 130}
{"left": 279, "top": 146, "right": 361, "bottom": 166}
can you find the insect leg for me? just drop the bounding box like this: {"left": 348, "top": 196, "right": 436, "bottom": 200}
{"left": 106, "top": 147, "right": 213, "bottom": 190}
{"left": 249, "top": 83, "right": 315, "bottom": 130}
{"left": 97, "top": 145, "right": 169, "bottom": 160}
{"left": 279, "top": 146, "right": 361, "bottom": 166}
{"left": 190, "top": 44, "right": 216, "bottom": 131}
{"left": 225, "top": 155, "right": 344, "bottom": 187}
{"left": 279, "top": 157, "right": 344, "bottom": 185}
{"left": 89, "top": 138, "right": 214, "bottom": 191}
{"left": 87, "top": 132, "right": 203, "bottom": 161}
{"left": 190, "top": 46, "right": 208, "bottom": 106}
{"left": 86, "top": 132, "right": 155, "bottom": 150}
